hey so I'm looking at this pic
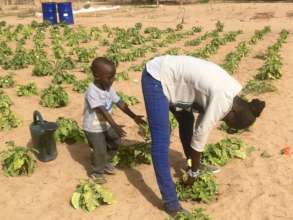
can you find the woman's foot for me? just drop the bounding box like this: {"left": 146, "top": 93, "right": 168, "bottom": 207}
{"left": 165, "top": 206, "right": 191, "bottom": 218}
{"left": 186, "top": 159, "right": 221, "bottom": 174}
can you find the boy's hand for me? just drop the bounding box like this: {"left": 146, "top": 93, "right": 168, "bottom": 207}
{"left": 134, "top": 115, "right": 146, "bottom": 125}
{"left": 114, "top": 125, "right": 126, "bottom": 137}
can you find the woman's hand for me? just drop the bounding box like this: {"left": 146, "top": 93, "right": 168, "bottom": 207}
{"left": 182, "top": 169, "right": 200, "bottom": 187}
{"left": 183, "top": 175, "right": 197, "bottom": 187}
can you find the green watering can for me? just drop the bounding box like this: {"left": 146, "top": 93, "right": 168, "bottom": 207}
{"left": 29, "top": 111, "right": 58, "bottom": 162}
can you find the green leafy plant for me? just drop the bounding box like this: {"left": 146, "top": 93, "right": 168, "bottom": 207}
{"left": 112, "top": 142, "right": 151, "bottom": 167}
{"left": 55, "top": 117, "right": 86, "bottom": 144}
{"left": 117, "top": 92, "right": 139, "bottom": 106}
{"left": 128, "top": 61, "right": 146, "bottom": 72}
{"left": 248, "top": 26, "right": 271, "bottom": 45}
{"left": 185, "top": 21, "right": 223, "bottom": 47}
{"left": 255, "top": 29, "right": 289, "bottom": 80}
{"left": 73, "top": 47, "right": 96, "bottom": 63}
{"left": 72, "top": 78, "right": 91, "bottom": 93}
{"left": 3, "top": 43, "right": 33, "bottom": 70}
{"left": 165, "top": 47, "right": 182, "bottom": 55}
{"left": 16, "top": 82, "right": 38, "bottom": 96}
{"left": 0, "top": 141, "right": 36, "bottom": 177}
{"left": 71, "top": 179, "right": 114, "bottom": 212}
{"left": 169, "top": 112, "right": 178, "bottom": 133}
{"left": 201, "top": 137, "right": 249, "bottom": 166}
{"left": 0, "top": 91, "right": 22, "bottom": 130}
{"left": 139, "top": 122, "right": 151, "bottom": 142}
{"left": 176, "top": 171, "right": 218, "bottom": 203}
{"left": 40, "top": 85, "right": 69, "bottom": 108}
{"left": 242, "top": 79, "right": 276, "bottom": 95}
{"left": 90, "top": 27, "right": 101, "bottom": 40}
{"left": 114, "top": 71, "right": 129, "bottom": 81}
{"left": 168, "top": 208, "right": 212, "bottom": 220}
{"left": 222, "top": 26, "right": 272, "bottom": 74}
{"left": 55, "top": 56, "right": 75, "bottom": 70}
{"left": 144, "top": 27, "right": 162, "bottom": 39}
{"left": 191, "top": 30, "right": 242, "bottom": 59}
{"left": 139, "top": 112, "right": 177, "bottom": 142}
{"left": 221, "top": 42, "right": 249, "bottom": 74}
{"left": 52, "top": 69, "right": 76, "bottom": 85}
{"left": 32, "top": 58, "right": 54, "bottom": 77}
{"left": 0, "top": 74, "right": 15, "bottom": 88}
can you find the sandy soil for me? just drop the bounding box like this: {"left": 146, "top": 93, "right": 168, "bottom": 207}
{"left": 0, "top": 2, "right": 293, "bottom": 220}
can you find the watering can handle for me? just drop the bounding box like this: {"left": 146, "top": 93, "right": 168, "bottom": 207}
{"left": 33, "top": 111, "right": 44, "bottom": 123}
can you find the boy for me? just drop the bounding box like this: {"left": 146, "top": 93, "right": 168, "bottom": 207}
{"left": 83, "top": 57, "right": 145, "bottom": 184}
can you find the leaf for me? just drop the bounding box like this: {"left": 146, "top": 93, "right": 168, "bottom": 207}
{"left": 83, "top": 191, "right": 98, "bottom": 212}
{"left": 71, "top": 192, "right": 81, "bottom": 209}
{"left": 233, "top": 150, "right": 246, "bottom": 159}
{"left": 13, "top": 158, "right": 25, "bottom": 170}
{"left": 71, "top": 179, "right": 114, "bottom": 212}
{"left": 99, "top": 189, "right": 114, "bottom": 204}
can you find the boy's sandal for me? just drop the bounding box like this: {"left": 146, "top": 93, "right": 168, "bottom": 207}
{"left": 90, "top": 173, "right": 107, "bottom": 184}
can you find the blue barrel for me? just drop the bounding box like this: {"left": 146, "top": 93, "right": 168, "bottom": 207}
{"left": 41, "top": 2, "right": 58, "bottom": 25}
{"left": 57, "top": 2, "right": 74, "bottom": 25}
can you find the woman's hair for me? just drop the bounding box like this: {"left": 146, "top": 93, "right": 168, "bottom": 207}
{"left": 232, "top": 97, "right": 266, "bottom": 130}
{"left": 90, "top": 57, "right": 115, "bottom": 76}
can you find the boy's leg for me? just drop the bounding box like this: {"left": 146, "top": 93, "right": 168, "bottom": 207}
{"left": 169, "top": 108, "right": 194, "bottom": 160}
{"left": 141, "top": 69, "right": 180, "bottom": 212}
{"left": 103, "top": 127, "right": 121, "bottom": 174}
{"left": 105, "top": 127, "right": 121, "bottom": 161}
{"left": 84, "top": 131, "right": 108, "bottom": 174}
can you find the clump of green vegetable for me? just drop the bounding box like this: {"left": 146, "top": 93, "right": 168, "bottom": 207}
{"left": 0, "top": 91, "right": 22, "bottom": 130}
{"left": 201, "top": 137, "right": 249, "bottom": 166}
{"left": 0, "top": 74, "right": 15, "bottom": 88}
{"left": 40, "top": 84, "right": 69, "bottom": 108}
{"left": 71, "top": 179, "right": 114, "bottom": 212}
{"left": 16, "top": 82, "right": 38, "bottom": 96}
{"left": 55, "top": 117, "right": 86, "bottom": 144}
{"left": 112, "top": 142, "right": 151, "bottom": 167}
{"left": 117, "top": 91, "right": 139, "bottom": 106}
{"left": 0, "top": 141, "right": 36, "bottom": 177}
{"left": 168, "top": 208, "right": 212, "bottom": 220}
{"left": 176, "top": 171, "right": 218, "bottom": 203}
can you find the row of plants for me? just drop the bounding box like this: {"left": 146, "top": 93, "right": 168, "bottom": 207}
{"left": 184, "top": 21, "right": 223, "bottom": 47}
{"left": 126, "top": 22, "right": 222, "bottom": 71}
{"left": 190, "top": 30, "right": 242, "bottom": 59}
{"left": 242, "top": 29, "right": 289, "bottom": 96}
{"left": 222, "top": 26, "right": 271, "bottom": 74}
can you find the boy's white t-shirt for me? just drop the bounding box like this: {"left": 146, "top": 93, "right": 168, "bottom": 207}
{"left": 82, "top": 83, "right": 120, "bottom": 133}
{"left": 145, "top": 55, "right": 242, "bottom": 152}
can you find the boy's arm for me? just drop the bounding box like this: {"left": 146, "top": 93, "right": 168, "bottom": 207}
{"left": 94, "top": 106, "right": 126, "bottom": 137}
{"left": 116, "top": 101, "right": 146, "bottom": 125}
